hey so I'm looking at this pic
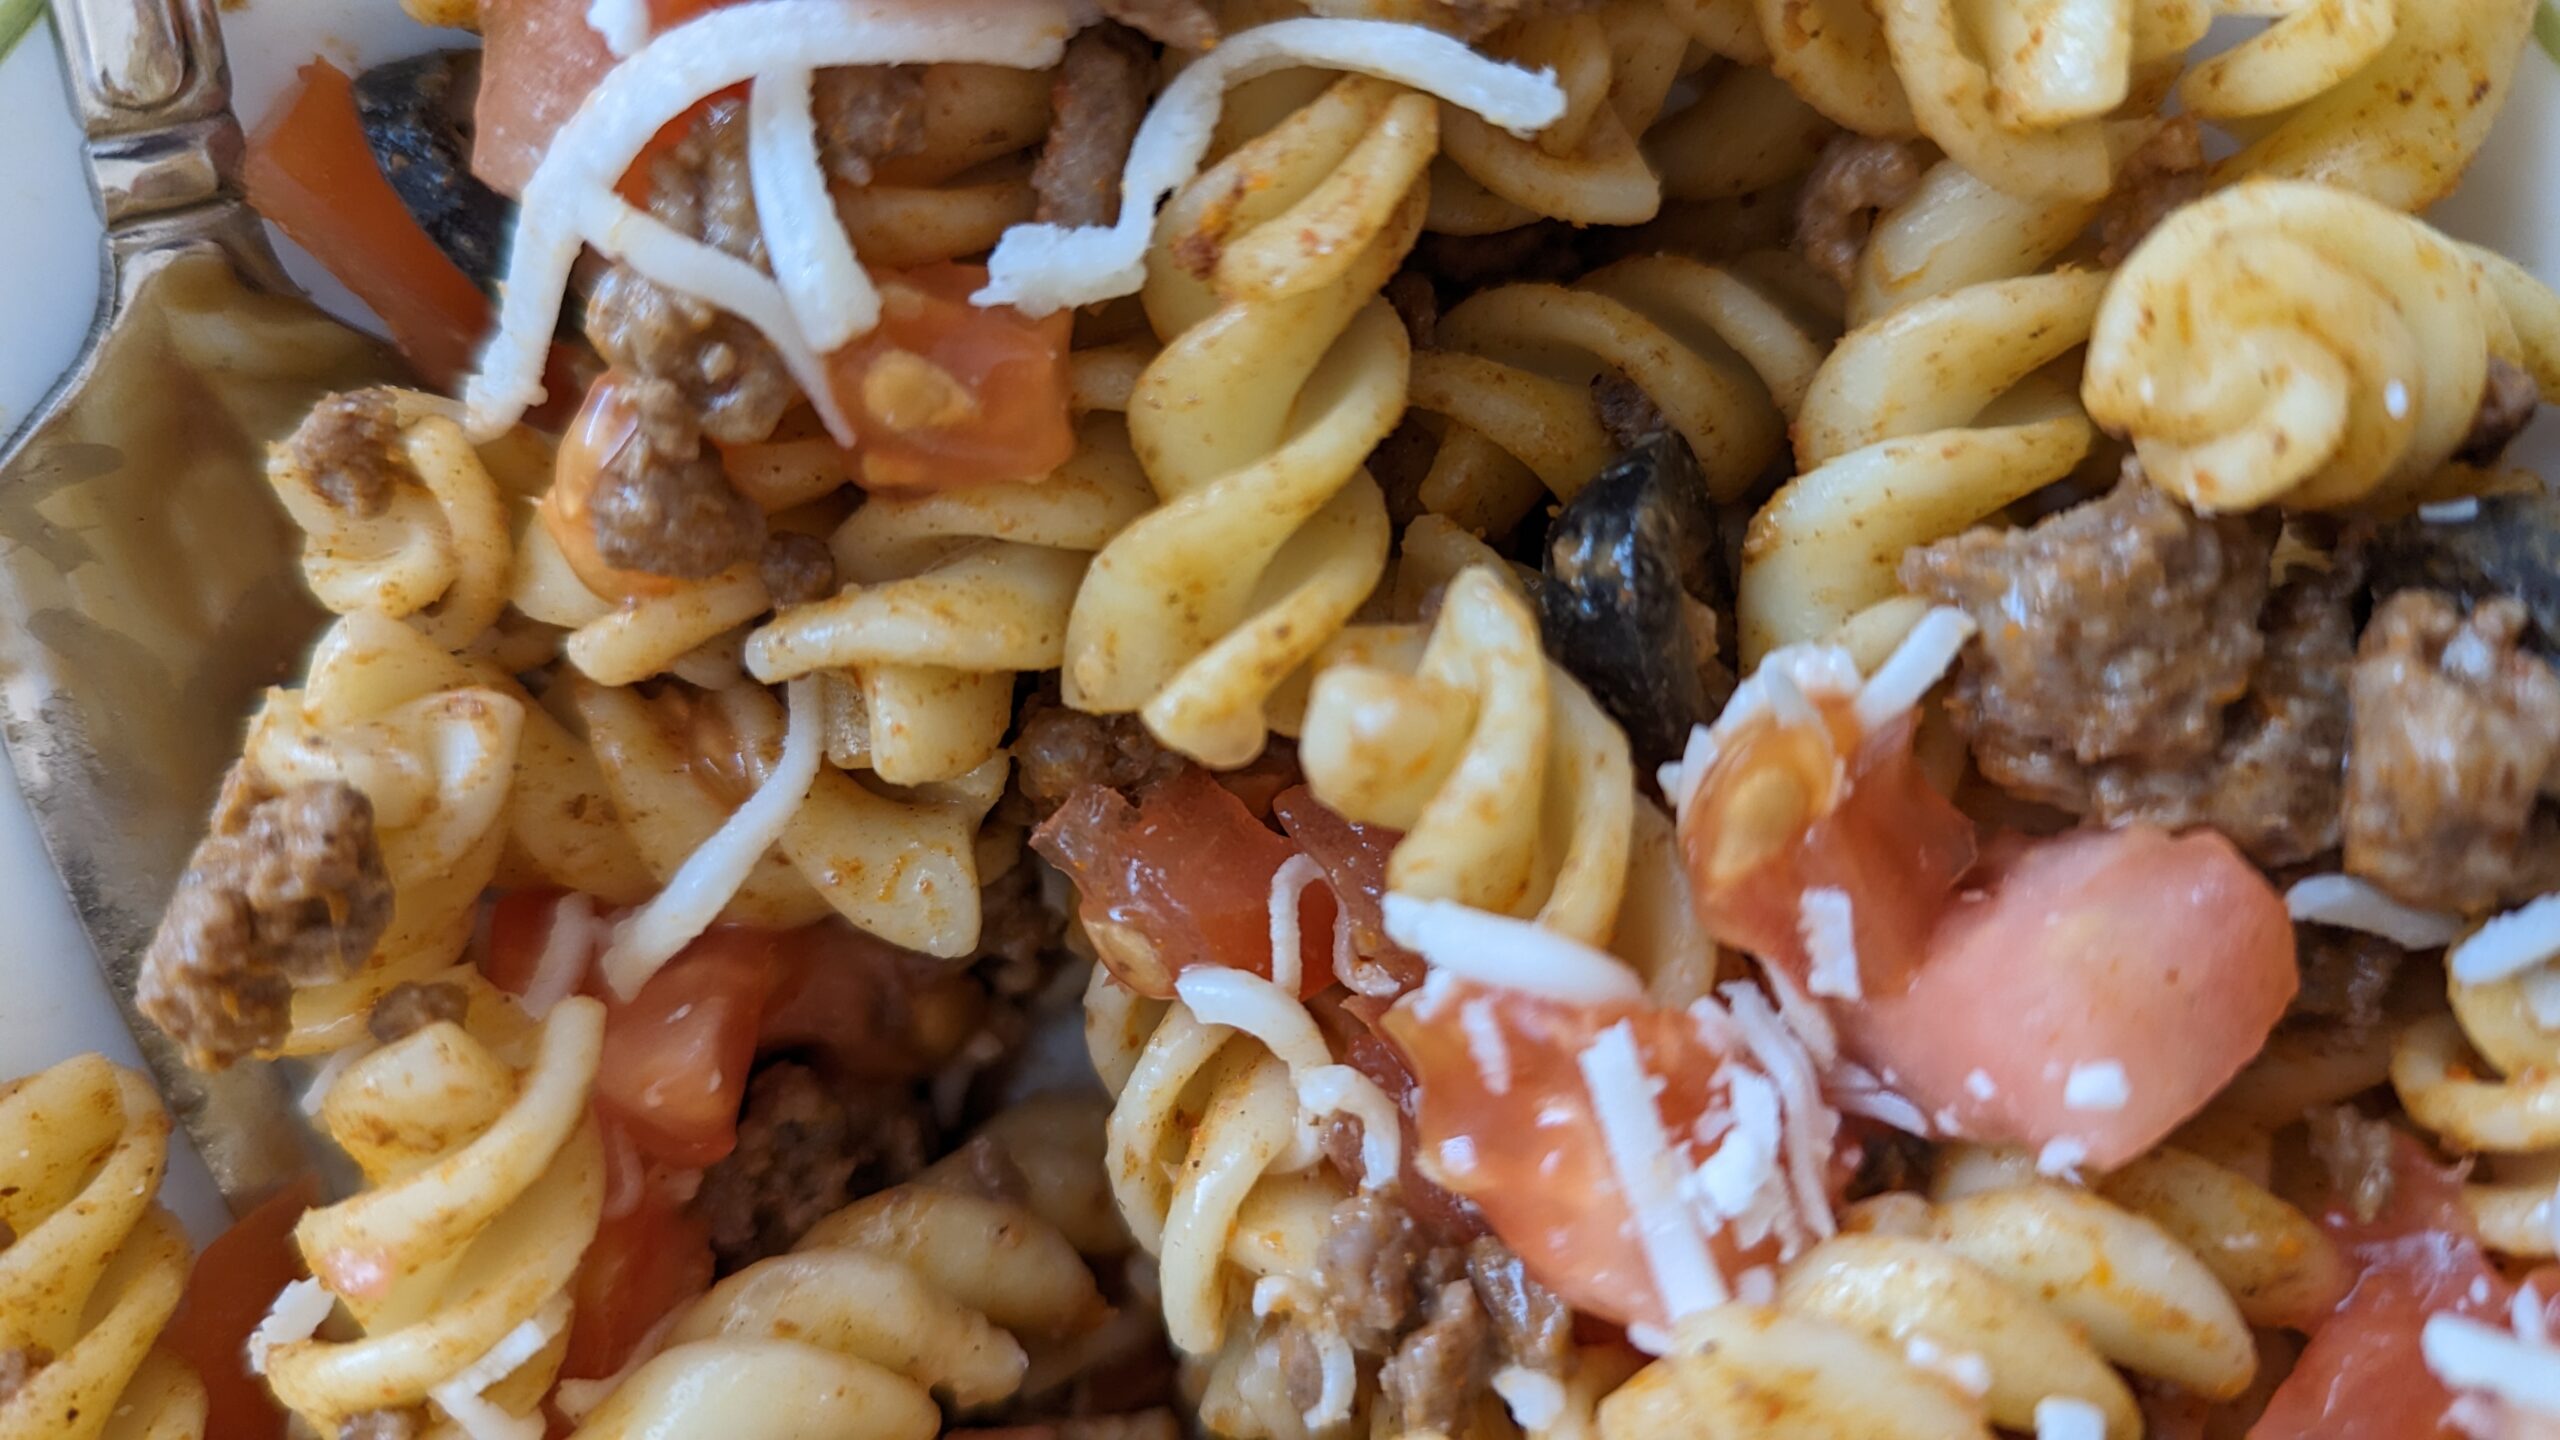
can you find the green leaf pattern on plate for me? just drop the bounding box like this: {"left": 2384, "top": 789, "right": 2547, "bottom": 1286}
{"left": 0, "top": 0, "right": 41, "bottom": 67}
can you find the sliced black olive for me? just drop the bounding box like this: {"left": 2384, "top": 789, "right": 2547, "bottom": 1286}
{"left": 1538, "top": 434, "right": 1732, "bottom": 773}
{"left": 353, "top": 50, "right": 510, "bottom": 295}
{"left": 2369, "top": 491, "right": 2560, "bottom": 650}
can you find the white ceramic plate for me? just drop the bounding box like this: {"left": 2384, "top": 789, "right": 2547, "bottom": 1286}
{"left": 0, "top": 7, "right": 2555, "bottom": 1235}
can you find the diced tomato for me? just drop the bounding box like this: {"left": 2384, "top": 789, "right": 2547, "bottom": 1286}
{"left": 562, "top": 1176, "right": 715, "bottom": 1379}
{"left": 482, "top": 888, "right": 574, "bottom": 995}
{"left": 1383, "top": 979, "right": 1811, "bottom": 1334}
{"left": 1851, "top": 826, "right": 2295, "bottom": 1171}
{"left": 1679, "top": 706, "right": 1974, "bottom": 998}
{"left": 2252, "top": 1137, "right": 2509, "bottom": 1439}
{"left": 1032, "top": 768, "right": 1339, "bottom": 1000}
{"left": 760, "top": 922, "right": 986, "bottom": 1082}
{"left": 1273, "top": 787, "right": 1424, "bottom": 995}
{"left": 822, "top": 263, "right": 1076, "bottom": 491}
{"left": 544, "top": 372, "right": 690, "bottom": 602}
{"left": 474, "top": 0, "right": 724, "bottom": 196}
{"left": 165, "top": 1177, "right": 318, "bottom": 1440}
{"left": 244, "top": 62, "right": 493, "bottom": 389}
{"left": 593, "top": 927, "right": 779, "bottom": 1166}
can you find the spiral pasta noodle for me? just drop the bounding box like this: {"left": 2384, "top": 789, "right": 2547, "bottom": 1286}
{"left": 743, "top": 412, "right": 1156, "bottom": 784}
{"left": 1408, "top": 248, "right": 1840, "bottom": 537}
{"left": 1600, "top": 1178, "right": 2258, "bottom": 1440}
{"left": 2083, "top": 180, "right": 2560, "bottom": 512}
{"left": 836, "top": 63, "right": 1055, "bottom": 268}
{"left": 1428, "top": 2, "right": 1685, "bottom": 233}
{"left": 1740, "top": 267, "right": 2105, "bottom": 658}
{"left": 1300, "top": 564, "right": 1636, "bottom": 949}
{"left": 267, "top": 389, "right": 532, "bottom": 654}
{"left": 566, "top": 1169, "right": 1111, "bottom": 1439}
{"left": 512, "top": 521, "right": 779, "bottom": 689}
{"left": 241, "top": 616, "right": 527, "bottom": 1056}
{"left": 1061, "top": 75, "right": 1428, "bottom": 767}
{"left": 2393, "top": 974, "right": 2560, "bottom": 1259}
{"left": 262, "top": 994, "right": 605, "bottom": 1438}
{"left": 0, "top": 1056, "right": 204, "bottom": 1440}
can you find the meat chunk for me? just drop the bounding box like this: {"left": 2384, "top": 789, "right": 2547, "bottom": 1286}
{"left": 759, "top": 531, "right": 838, "bottom": 606}
{"left": 287, "top": 389, "right": 407, "bottom": 516}
{"left": 1466, "top": 1237, "right": 1570, "bottom": 1371}
{"left": 2307, "top": 1106, "right": 2397, "bottom": 1226}
{"left": 1590, "top": 372, "right": 1666, "bottom": 449}
{"left": 1379, "top": 1279, "right": 1493, "bottom": 1438}
{"left": 587, "top": 374, "right": 768, "bottom": 579}
{"left": 2290, "top": 926, "right": 2402, "bottom": 1035}
{"left": 1010, "top": 694, "right": 1180, "bottom": 821}
{"left": 1384, "top": 273, "right": 1438, "bottom": 350}
{"left": 2456, "top": 356, "right": 2542, "bottom": 465}
{"left": 2344, "top": 591, "right": 2560, "bottom": 914}
{"left": 693, "top": 1062, "right": 933, "bottom": 1271}
{"left": 2085, "top": 555, "right": 2358, "bottom": 865}
{"left": 367, "top": 981, "right": 469, "bottom": 1043}
{"left": 1905, "top": 478, "right": 2273, "bottom": 798}
{"left": 0, "top": 1347, "right": 48, "bottom": 1407}
{"left": 1316, "top": 1192, "right": 1430, "bottom": 1352}
{"left": 1098, "top": 0, "right": 1217, "bottom": 48}
{"left": 1795, "top": 135, "right": 1926, "bottom": 291}
{"left": 2097, "top": 116, "right": 2205, "bottom": 265}
{"left": 1033, "top": 26, "right": 1152, "bottom": 228}
{"left": 140, "top": 765, "right": 396, "bottom": 1070}
{"left": 339, "top": 1409, "right": 425, "bottom": 1440}
{"left": 812, "top": 66, "right": 926, "bottom": 188}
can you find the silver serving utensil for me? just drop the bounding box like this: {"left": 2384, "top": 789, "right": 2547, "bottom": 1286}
{"left": 0, "top": 0, "right": 408, "bottom": 1204}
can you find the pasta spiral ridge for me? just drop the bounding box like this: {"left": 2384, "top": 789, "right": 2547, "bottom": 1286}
{"left": 0, "top": 1056, "right": 205, "bottom": 1440}
{"left": 2083, "top": 180, "right": 2560, "bottom": 512}
{"left": 743, "top": 411, "right": 1157, "bottom": 785}
{"left": 1060, "top": 75, "right": 1429, "bottom": 768}
{"left": 1741, "top": 267, "right": 2106, "bottom": 659}
{"left": 1408, "top": 248, "right": 1841, "bottom": 538}
{"left": 512, "top": 520, "right": 778, "bottom": 689}
{"left": 1428, "top": 1, "right": 1686, "bottom": 233}
{"left": 1300, "top": 565, "right": 1637, "bottom": 949}
{"left": 265, "top": 995, "right": 607, "bottom": 1436}
{"left": 268, "top": 390, "right": 531, "bottom": 654}
{"left": 567, "top": 1152, "right": 1114, "bottom": 1439}
{"left": 566, "top": 674, "right": 1009, "bottom": 956}
{"left": 1600, "top": 1178, "right": 2258, "bottom": 1440}
{"left": 2393, "top": 973, "right": 2560, "bottom": 1259}
{"left": 242, "top": 615, "right": 527, "bottom": 1056}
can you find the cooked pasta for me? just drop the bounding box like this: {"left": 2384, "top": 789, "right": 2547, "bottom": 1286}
{"left": 264, "top": 994, "right": 605, "bottom": 1438}
{"left": 1428, "top": 2, "right": 1685, "bottom": 232}
{"left": 2394, "top": 974, "right": 2560, "bottom": 1258}
{"left": 1061, "top": 75, "right": 1426, "bottom": 766}
{"left": 2083, "top": 180, "right": 2560, "bottom": 512}
{"left": 0, "top": 1057, "right": 204, "bottom": 1440}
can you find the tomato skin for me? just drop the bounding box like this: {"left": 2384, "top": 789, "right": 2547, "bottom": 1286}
{"left": 1850, "top": 826, "right": 2295, "bottom": 1171}
{"left": 474, "top": 0, "right": 723, "bottom": 196}
{"left": 562, "top": 1174, "right": 715, "bottom": 1379}
{"left": 1680, "top": 709, "right": 1975, "bottom": 998}
{"left": 1383, "top": 980, "right": 1782, "bottom": 1335}
{"left": 244, "top": 62, "right": 493, "bottom": 389}
{"left": 823, "top": 263, "right": 1076, "bottom": 491}
{"left": 1273, "top": 787, "right": 1424, "bottom": 995}
{"left": 1031, "top": 768, "right": 1339, "bottom": 999}
{"left": 760, "top": 923, "right": 985, "bottom": 1082}
{"left": 593, "top": 928, "right": 778, "bottom": 1166}
{"left": 165, "top": 1178, "right": 317, "bottom": 1440}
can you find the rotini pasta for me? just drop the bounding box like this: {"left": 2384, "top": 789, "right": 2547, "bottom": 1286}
{"left": 0, "top": 1057, "right": 204, "bottom": 1440}
{"left": 1428, "top": 2, "right": 1686, "bottom": 232}
{"left": 2394, "top": 974, "right": 2560, "bottom": 1258}
{"left": 264, "top": 993, "right": 605, "bottom": 1438}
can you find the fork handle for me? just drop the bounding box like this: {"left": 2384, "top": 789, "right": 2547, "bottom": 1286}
{"left": 50, "top": 0, "right": 243, "bottom": 227}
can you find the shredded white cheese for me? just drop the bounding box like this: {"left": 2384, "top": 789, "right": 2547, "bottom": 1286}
{"left": 2036, "top": 1138, "right": 2089, "bottom": 1179}
{"left": 586, "top": 0, "right": 649, "bottom": 56}
{"left": 1491, "top": 1366, "right": 1567, "bottom": 1431}
{"left": 2424, "top": 1313, "right": 2560, "bottom": 1421}
{"left": 2034, "top": 1394, "right": 2109, "bottom": 1440}
{"left": 1798, "top": 888, "right": 1861, "bottom": 999}
{"left": 600, "top": 677, "right": 822, "bottom": 1000}
{"left": 2452, "top": 894, "right": 2560, "bottom": 986}
{"left": 430, "top": 1294, "right": 574, "bottom": 1440}
{"left": 1964, "top": 1068, "right": 1998, "bottom": 1101}
{"left": 1382, "top": 893, "right": 1646, "bottom": 1002}
{"left": 1578, "top": 1021, "right": 1730, "bottom": 1322}
{"left": 2285, "top": 874, "right": 2463, "bottom": 950}
{"left": 1173, "top": 966, "right": 1401, "bottom": 1188}
{"left": 521, "top": 890, "right": 601, "bottom": 1020}
{"left": 2421, "top": 497, "right": 2483, "bottom": 523}
{"left": 1266, "top": 854, "right": 1324, "bottom": 997}
{"left": 1831, "top": 1064, "right": 1931, "bottom": 1135}
{"left": 246, "top": 1278, "right": 334, "bottom": 1375}
{"left": 747, "top": 66, "right": 878, "bottom": 353}
{"left": 1657, "top": 644, "right": 1863, "bottom": 826}
{"left": 1460, "top": 997, "right": 1514, "bottom": 1096}
{"left": 2063, "top": 1061, "right": 2129, "bottom": 1112}
{"left": 466, "top": 0, "right": 1074, "bottom": 439}
{"left": 299, "top": 1040, "right": 376, "bottom": 1117}
{"left": 1904, "top": 1336, "right": 1993, "bottom": 1397}
{"left": 978, "top": 17, "right": 1567, "bottom": 313}
{"left": 1721, "top": 983, "right": 1839, "bottom": 1250}
{"left": 1852, "top": 606, "right": 1975, "bottom": 731}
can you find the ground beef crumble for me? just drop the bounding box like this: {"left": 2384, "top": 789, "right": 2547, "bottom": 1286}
{"left": 367, "top": 981, "right": 469, "bottom": 1044}
{"left": 140, "top": 763, "right": 395, "bottom": 1070}
{"left": 2344, "top": 590, "right": 2560, "bottom": 913}
{"left": 812, "top": 66, "right": 927, "bottom": 188}
{"left": 0, "top": 1347, "right": 49, "bottom": 1408}
{"left": 2289, "top": 926, "right": 2403, "bottom": 1036}
{"left": 1011, "top": 694, "right": 1181, "bottom": 821}
{"left": 2096, "top": 116, "right": 2205, "bottom": 265}
{"left": 1034, "top": 26, "right": 1152, "bottom": 228}
{"left": 287, "top": 389, "right": 408, "bottom": 516}
{"left": 2456, "top": 355, "right": 2543, "bottom": 465}
{"left": 338, "top": 1409, "right": 425, "bottom": 1440}
{"left": 1591, "top": 372, "right": 1667, "bottom": 450}
{"left": 694, "top": 1062, "right": 933, "bottom": 1271}
{"left": 759, "top": 531, "right": 838, "bottom": 606}
{"left": 1795, "top": 135, "right": 1926, "bottom": 291}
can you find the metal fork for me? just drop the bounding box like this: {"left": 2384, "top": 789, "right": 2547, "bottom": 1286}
{"left": 0, "top": 0, "right": 406, "bottom": 1203}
